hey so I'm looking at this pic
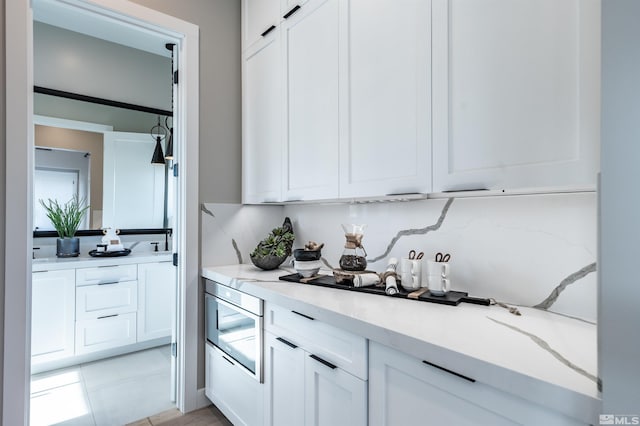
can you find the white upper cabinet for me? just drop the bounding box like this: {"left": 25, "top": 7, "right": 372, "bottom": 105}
{"left": 242, "top": 31, "right": 283, "bottom": 204}
{"left": 431, "top": 0, "right": 600, "bottom": 192}
{"left": 340, "top": 0, "right": 432, "bottom": 198}
{"left": 282, "top": 0, "right": 341, "bottom": 201}
{"left": 242, "top": 0, "right": 281, "bottom": 51}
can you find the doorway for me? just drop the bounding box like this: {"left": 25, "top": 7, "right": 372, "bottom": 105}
{"left": 3, "top": 1, "right": 201, "bottom": 425}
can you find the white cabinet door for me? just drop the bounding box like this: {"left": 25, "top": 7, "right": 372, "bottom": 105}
{"left": 369, "top": 341, "right": 584, "bottom": 426}
{"left": 205, "top": 343, "right": 264, "bottom": 426}
{"left": 340, "top": 0, "right": 431, "bottom": 198}
{"left": 137, "top": 262, "right": 175, "bottom": 342}
{"left": 281, "top": 0, "right": 340, "bottom": 201}
{"left": 264, "top": 332, "right": 305, "bottom": 426}
{"left": 305, "top": 352, "right": 367, "bottom": 426}
{"left": 242, "top": 32, "right": 283, "bottom": 204}
{"left": 242, "top": 0, "right": 281, "bottom": 51}
{"left": 103, "top": 132, "right": 165, "bottom": 228}
{"left": 31, "top": 270, "right": 76, "bottom": 364}
{"left": 75, "top": 312, "right": 137, "bottom": 355}
{"left": 76, "top": 280, "right": 137, "bottom": 320}
{"left": 432, "top": 0, "right": 600, "bottom": 192}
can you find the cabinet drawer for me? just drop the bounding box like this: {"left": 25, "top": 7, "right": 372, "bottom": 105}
{"left": 265, "top": 303, "right": 368, "bottom": 379}
{"left": 76, "top": 281, "right": 137, "bottom": 320}
{"left": 76, "top": 264, "right": 137, "bottom": 286}
{"left": 369, "top": 341, "right": 586, "bottom": 426}
{"left": 75, "top": 312, "right": 136, "bottom": 355}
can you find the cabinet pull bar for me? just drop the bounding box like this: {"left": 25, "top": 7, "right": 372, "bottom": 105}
{"left": 33, "top": 270, "right": 49, "bottom": 273}
{"left": 292, "top": 310, "right": 314, "bottom": 321}
{"left": 98, "top": 281, "right": 119, "bottom": 285}
{"left": 97, "top": 314, "right": 118, "bottom": 320}
{"left": 283, "top": 5, "right": 301, "bottom": 19}
{"left": 309, "top": 354, "right": 337, "bottom": 370}
{"left": 222, "top": 355, "right": 235, "bottom": 365}
{"left": 261, "top": 25, "right": 276, "bottom": 37}
{"left": 422, "top": 360, "right": 475, "bottom": 383}
{"left": 276, "top": 337, "right": 298, "bottom": 349}
{"left": 98, "top": 265, "right": 119, "bottom": 268}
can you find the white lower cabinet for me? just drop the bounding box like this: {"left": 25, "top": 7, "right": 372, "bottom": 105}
{"left": 305, "top": 350, "right": 367, "bottom": 426}
{"left": 206, "top": 343, "right": 263, "bottom": 426}
{"left": 31, "top": 269, "right": 76, "bottom": 364}
{"left": 32, "top": 258, "right": 175, "bottom": 371}
{"left": 264, "top": 311, "right": 368, "bottom": 426}
{"left": 137, "top": 261, "right": 175, "bottom": 342}
{"left": 75, "top": 312, "right": 137, "bottom": 355}
{"left": 265, "top": 332, "right": 305, "bottom": 426}
{"left": 369, "top": 341, "right": 585, "bottom": 426}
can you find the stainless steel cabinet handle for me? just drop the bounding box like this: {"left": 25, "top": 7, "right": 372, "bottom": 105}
{"left": 97, "top": 314, "right": 118, "bottom": 320}
{"left": 222, "top": 355, "right": 235, "bottom": 365}
{"left": 422, "top": 360, "right": 475, "bottom": 383}
{"left": 309, "top": 354, "right": 337, "bottom": 370}
{"left": 276, "top": 337, "right": 298, "bottom": 349}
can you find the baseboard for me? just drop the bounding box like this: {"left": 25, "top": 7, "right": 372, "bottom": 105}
{"left": 196, "top": 388, "right": 211, "bottom": 410}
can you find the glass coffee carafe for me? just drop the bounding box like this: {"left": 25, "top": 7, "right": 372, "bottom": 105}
{"left": 339, "top": 224, "right": 367, "bottom": 271}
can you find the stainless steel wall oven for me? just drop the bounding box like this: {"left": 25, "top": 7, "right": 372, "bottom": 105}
{"left": 204, "top": 279, "right": 263, "bottom": 382}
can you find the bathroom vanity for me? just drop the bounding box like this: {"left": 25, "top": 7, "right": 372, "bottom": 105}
{"left": 31, "top": 253, "right": 175, "bottom": 373}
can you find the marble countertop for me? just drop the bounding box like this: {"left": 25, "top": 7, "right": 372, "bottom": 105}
{"left": 32, "top": 252, "right": 173, "bottom": 271}
{"left": 202, "top": 263, "right": 600, "bottom": 423}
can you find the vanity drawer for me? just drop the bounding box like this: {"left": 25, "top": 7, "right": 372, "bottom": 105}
{"left": 265, "top": 302, "right": 368, "bottom": 379}
{"left": 75, "top": 312, "right": 137, "bottom": 355}
{"left": 76, "top": 281, "right": 137, "bottom": 320}
{"left": 76, "top": 264, "right": 137, "bottom": 286}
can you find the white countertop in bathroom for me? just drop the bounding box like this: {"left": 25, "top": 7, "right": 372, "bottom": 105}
{"left": 202, "top": 263, "right": 600, "bottom": 424}
{"left": 32, "top": 252, "right": 173, "bottom": 271}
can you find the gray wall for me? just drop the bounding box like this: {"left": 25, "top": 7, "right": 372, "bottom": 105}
{"left": 600, "top": 0, "right": 640, "bottom": 414}
{"left": 0, "top": 0, "right": 6, "bottom": 418}
{"left": 35, "top": 22, "right": 171, "bottom": 110}
{"left": 130, "top": 0, "right": 242, "bottom": 204}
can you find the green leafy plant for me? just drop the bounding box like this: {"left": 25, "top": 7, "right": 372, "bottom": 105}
{"left": 39, "top": 196, "right": 89, "bottom": 238}
{"left": 251, "top": 218, "right": 295, "bottom": 259}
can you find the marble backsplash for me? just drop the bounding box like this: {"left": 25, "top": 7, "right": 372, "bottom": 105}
{"left": 201, "top": 192, "right": 597, "bottom": 322}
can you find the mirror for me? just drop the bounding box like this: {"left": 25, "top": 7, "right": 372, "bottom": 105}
{"left": 33, "top": 95, "right": 173, "bottom": 232}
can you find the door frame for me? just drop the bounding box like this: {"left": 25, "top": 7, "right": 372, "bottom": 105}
{"left": 4, "top": 0, "right": 201, "bottom": 423}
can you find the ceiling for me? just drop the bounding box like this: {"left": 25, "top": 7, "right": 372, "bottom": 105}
{"left": 33, "top": 0, "right": 174, "bottom": 58}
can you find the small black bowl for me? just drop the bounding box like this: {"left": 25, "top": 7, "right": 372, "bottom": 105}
{"left": 293, "top": 249, "right": 321, "bottom": 261}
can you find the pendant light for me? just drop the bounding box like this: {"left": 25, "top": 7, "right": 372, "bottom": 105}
{"left": 165, "top": 43, "right": 176, "bottom": 160}
{"left": 150, "top": 115, "right": 166, "bottom": 164}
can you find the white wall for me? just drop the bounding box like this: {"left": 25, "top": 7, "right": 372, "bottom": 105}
{"left": 600, "top": 0, "right": 640, "bottom": 414}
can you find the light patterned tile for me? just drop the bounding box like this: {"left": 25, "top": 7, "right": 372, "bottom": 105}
{"left": 81, "top": 347, "right": 169, "bottom": 391}
{"left": 88, "top": 371, "right": 174, "bottom": 426}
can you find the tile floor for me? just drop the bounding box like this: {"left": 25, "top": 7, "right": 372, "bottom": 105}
{"left": 30, "top": 345, "right": 176, "bottom": 426}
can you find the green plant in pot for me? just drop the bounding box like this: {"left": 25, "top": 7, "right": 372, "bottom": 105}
{"left": 39, "top": 196, "right": 89, "bottom": 258}
{"left": 250, "top": 217, "right": 295, "bottom": 270}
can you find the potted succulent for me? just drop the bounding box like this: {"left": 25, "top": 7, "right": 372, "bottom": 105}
{"left": 250, "top": 217, "right": 295, "bottom": 270}
{"left": 39, "top": 196, "right": 89, "bottom": 257}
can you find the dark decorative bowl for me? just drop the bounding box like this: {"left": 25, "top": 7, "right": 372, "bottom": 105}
{"left": 293, "top": 249, "right": 322, "bottom": 261}
{"left": 250, "top": 254, "right": 288, "bottom": 270}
